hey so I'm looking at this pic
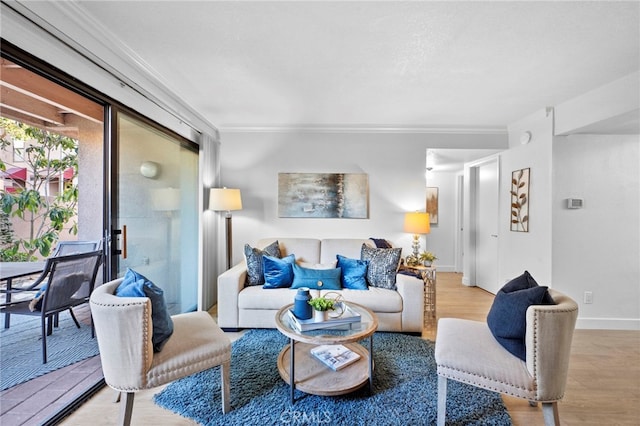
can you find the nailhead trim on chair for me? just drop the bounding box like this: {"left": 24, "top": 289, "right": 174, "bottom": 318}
{"left": 531, "top": 306, "right": 577, "bottom": 402}
{"left": 90, "top": 299, "right": 152, "bottom": 391}
{"left": 437, "top": 367, "right": 536, "bottom": 398}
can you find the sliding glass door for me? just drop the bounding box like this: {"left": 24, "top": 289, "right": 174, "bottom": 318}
{"left": 112, "top": 112, "right": 199, "bottom": 313}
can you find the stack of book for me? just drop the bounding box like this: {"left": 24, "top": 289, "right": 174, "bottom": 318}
{"left": 287, "top": 303, "right": 362, "bottom": 332}
{"left": 310, "top": 344, "right": 361, "bottom": 371}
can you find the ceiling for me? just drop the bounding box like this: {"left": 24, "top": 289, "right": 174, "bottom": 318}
{"left": 6, "top": 1, "right": 640, "bottom": 135}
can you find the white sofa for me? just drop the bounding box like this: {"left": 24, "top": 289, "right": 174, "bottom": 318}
{"left": 217, "top": 238, "right": 424, "bottom": 333}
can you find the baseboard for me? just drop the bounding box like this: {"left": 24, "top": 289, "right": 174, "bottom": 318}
{"left": 576, "top": 317, "right": 640, "bottom": 330}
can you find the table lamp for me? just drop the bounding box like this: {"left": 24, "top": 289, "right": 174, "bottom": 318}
{"left": 403, "top": 212, "right": 430, "bottom": 257}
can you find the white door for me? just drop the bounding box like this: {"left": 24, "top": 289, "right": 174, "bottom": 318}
{"left": 475, "top": 159, "right": 500, "bottom": 294}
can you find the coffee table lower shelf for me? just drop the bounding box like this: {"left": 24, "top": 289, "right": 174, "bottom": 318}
{"left": 277, "top": 342, "right": 372, "bottom": 397}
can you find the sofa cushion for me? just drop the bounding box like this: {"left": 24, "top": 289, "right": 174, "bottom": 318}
{"left": 320, "top": 287, "right": 403, "bottom": 312}
{"left": 262, "top": 254, "right": 295, "bottom": 289}
{"left": 291, "top": 263, "right": 342, "bottom": 290}
{"left": 244, "top": 240, "right": 281, "bottom": 286}
{"left": 116, "top": 269, "right": 174, "bottom": 352}
{"left": 297, "top": 261, "right": 337, "bottom": 269}
{"left": 320, "top": 239, "right": 371, "bottom": 264}
{"left": 259, "top": 238, "right": 321, "bottom": 264}
{"left": 336, "top": 254, "right": 369, "bottom": 290}
{"left": 487, "top": 270, "right": 556, "bottom": 360}
{"left": 238, "top": 286, "right": 298, "bottom": 310}
{"left": 360, "top": 245, "right": 402, "bottom": 290}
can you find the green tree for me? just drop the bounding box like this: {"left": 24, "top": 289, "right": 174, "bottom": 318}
{"left": 0, "top": 118, "right": 79, "bottom": 259}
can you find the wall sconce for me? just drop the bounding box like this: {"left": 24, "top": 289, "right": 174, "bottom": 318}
{"left": 140, "top": 161, "right": 160, "bottom": 179}
{"left": 403, "top": 212, "right": 430, "bottom": 257}
{"left": 209, "top": 188, "right": 243, "bottom": 270}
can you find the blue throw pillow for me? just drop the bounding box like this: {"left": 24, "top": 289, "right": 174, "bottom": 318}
{"left": 244, "top": 241, "right": 281, "bottom": 286}
{"left": 116, "top": 269, "right": 174, "bottom": 352}
{"left": 291, "top": 264, "right": 342, "bottom": 290}
{"left": 487, "top": 271, "right": 556, "bottom": 361}
{"left": 262, "top": 254, "right": 296, "bottom": 289}
{"left": 336, "top": 254, "right": 369, "bottom": 290}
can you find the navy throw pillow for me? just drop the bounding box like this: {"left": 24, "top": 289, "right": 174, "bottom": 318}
{"left": 336, "top": 254, "right": 369, "bottom": 290}
{"left": 262, "top": 254, "right": 295, "bottom": 289}
{"left": 116, "top": 269, "right": 174, "bottom": 352}
{"left": 487, "top": 271, "right": 555, "bottom": 361}
{"left": 291, "top": 264, "right": 342, "bottom": 290}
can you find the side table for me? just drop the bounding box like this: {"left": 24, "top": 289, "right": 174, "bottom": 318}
{"left": 400, "top": 265, "right": 436, "bottom": 325}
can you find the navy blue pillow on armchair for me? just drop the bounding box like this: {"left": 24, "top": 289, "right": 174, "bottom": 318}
{"left": 486, "top": 271, "right": 555, "bottom": 361}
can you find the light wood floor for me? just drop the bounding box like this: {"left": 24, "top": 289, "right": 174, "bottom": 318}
{"left": 62, "top": 273, "right": 640, "bottom": 425}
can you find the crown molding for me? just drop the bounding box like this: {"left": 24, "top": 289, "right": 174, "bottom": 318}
{"left": 218, "top": 124, "right": 508, "bottom": 134}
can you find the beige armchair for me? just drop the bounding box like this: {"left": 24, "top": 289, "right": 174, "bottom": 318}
{"left": 90, "top": 279, "right": 231, "bottom": 425}
{"left": 435, "top": 289, "right": 578, "bottom": 426}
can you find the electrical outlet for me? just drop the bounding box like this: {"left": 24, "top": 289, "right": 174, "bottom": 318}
{"left": 584, "top": 291, "right": 593, "bottom": 304}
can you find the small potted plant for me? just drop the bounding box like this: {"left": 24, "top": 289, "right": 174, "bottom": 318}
{"left": 419, "top": 251, "right": 437, "bottom": 267}
{"left": 308, "top": 296, "right": 335, "bottom": 322}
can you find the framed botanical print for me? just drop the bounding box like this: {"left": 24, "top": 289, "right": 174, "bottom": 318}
{"left": 510, "top": 168, "right": 530, "bottom": 232}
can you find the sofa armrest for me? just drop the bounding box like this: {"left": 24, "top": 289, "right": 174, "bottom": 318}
{"left": 217, "top": 262, "right": 248, "bottom": 329}
{"left": 395, "top": 273, "right": 424, "bottom": 332}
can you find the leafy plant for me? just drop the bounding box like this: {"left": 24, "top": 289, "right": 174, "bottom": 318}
{"left": 419, "top": 251, "right": 437, "bottom": 262}
{"left": 0, "top": 118, "right": 79, "bottom": 258}
{"left": 308, "top": 296, "right": 335, "bottom": 311}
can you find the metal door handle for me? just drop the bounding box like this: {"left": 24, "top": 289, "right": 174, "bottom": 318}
{"left": 113, "top": 225, "right": 128, "bottom": 259}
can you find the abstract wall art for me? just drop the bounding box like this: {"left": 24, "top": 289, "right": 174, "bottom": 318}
{"left": 278, "top": 173, "right": 369, "bottom": 218}
{"left": 426, "top": 187, "right": 439, "bottom": 224}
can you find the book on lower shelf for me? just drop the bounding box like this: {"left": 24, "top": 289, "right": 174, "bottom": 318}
{"left": 286, "top": 303, "right": 362, "bottom": 332}
{"left": 310, "top": 344, "right": 361, "bottom": 371}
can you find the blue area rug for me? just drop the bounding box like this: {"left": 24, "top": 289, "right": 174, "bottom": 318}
{"left": 154, "top": 329, "right": 512, "bottom": 425}
{"left": 0, "top": 312, "right": 99, "bottom": 390}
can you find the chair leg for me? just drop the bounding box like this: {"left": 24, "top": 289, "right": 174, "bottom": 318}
{"left": 68, "top": 308, "right": 81, "bottom": 328}
{"left": 221, "top": 360, "right": 231, "bottom": 414}
{"left": 542, "top": 401, "right": 560, "bottom": 426}
{"left": 41, "top": 317, "right": 48, "bottom": 364}
{"left": 119, "top": 392, "right": 135, "bottom": 426}
{"left": 437, "top": 375, "right": 447, "bottom": 426}
{"left": 113, "top": 391, "right": 121, "bottom": 403}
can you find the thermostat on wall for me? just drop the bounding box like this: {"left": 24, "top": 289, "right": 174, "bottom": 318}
{"left": 567, "top": 198, "right": 583, "bottom": 209}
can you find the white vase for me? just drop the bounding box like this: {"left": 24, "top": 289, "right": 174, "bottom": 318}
{"left": 314, "top": 309, "right": 328, "bottom": 322}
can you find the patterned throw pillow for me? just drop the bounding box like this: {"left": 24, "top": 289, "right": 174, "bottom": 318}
{"left": 360, "top": 244, "right": 402, "bottom": 290}
{"left": 244, "top": 240, "right": 281, "bottom": 286}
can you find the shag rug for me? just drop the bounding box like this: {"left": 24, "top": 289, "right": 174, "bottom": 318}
{"left": 0, "top": 312, "right": 99, "bottom": 390}
{"left": 154, "top": 329, "right": 511, "bottom": 425}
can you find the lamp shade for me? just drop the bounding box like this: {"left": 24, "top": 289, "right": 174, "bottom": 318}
{"left": 404, "top": 212, "right": 430, "bottom": 234}
{"left": 209, "top": 188, "right": 243, "bottom": 211}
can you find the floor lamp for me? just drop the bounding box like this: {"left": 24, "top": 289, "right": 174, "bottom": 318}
{"left": 209, "top": 188, "right": 243, "bottom": 270}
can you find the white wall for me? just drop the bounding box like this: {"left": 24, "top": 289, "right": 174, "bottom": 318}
{"left": 553, "top": 135, "right": 640, "bottom": 329}
{"left": 219, "top": 131, "right": 507, "bottom": 268}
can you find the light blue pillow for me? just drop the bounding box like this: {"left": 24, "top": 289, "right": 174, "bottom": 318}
{"left": 336, "top": 254, "right": 369, "bottom": 290}
{"left": 262, "top": 254, "right": 295, "bottom": 289}
{"left": 116, "top": 269, "right": 174, "bottom": 352}
{"left": 291, "top": 264, "right": 342, "bottom": 290}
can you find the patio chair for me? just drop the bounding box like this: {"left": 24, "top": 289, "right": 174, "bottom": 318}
{"left": 52, "top": 240, "right": 102, "bottom": 257}
{"left": 0, "top": 250, "right": 103, "bottom": 363}
{"left": 435, "top": 289, "right": 578, "bottom": 426}
{"left": 90, "top": 278, "right": 232, "bottom": 425}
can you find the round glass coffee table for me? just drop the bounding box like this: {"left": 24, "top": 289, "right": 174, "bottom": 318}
{"left": 274, "top": 302, "right": 378, "bottom": 404}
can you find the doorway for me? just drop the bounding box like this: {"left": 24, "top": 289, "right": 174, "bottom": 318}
{"left": 472, "top": 157, "right": 500, "bottom": 294}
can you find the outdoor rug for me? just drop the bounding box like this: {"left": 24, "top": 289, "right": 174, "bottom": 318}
{"left": 0, "top": 312, "right": 99, "bottom": 390}
{"left": 154, "top": 329, "right": 512, "bottom": 425}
